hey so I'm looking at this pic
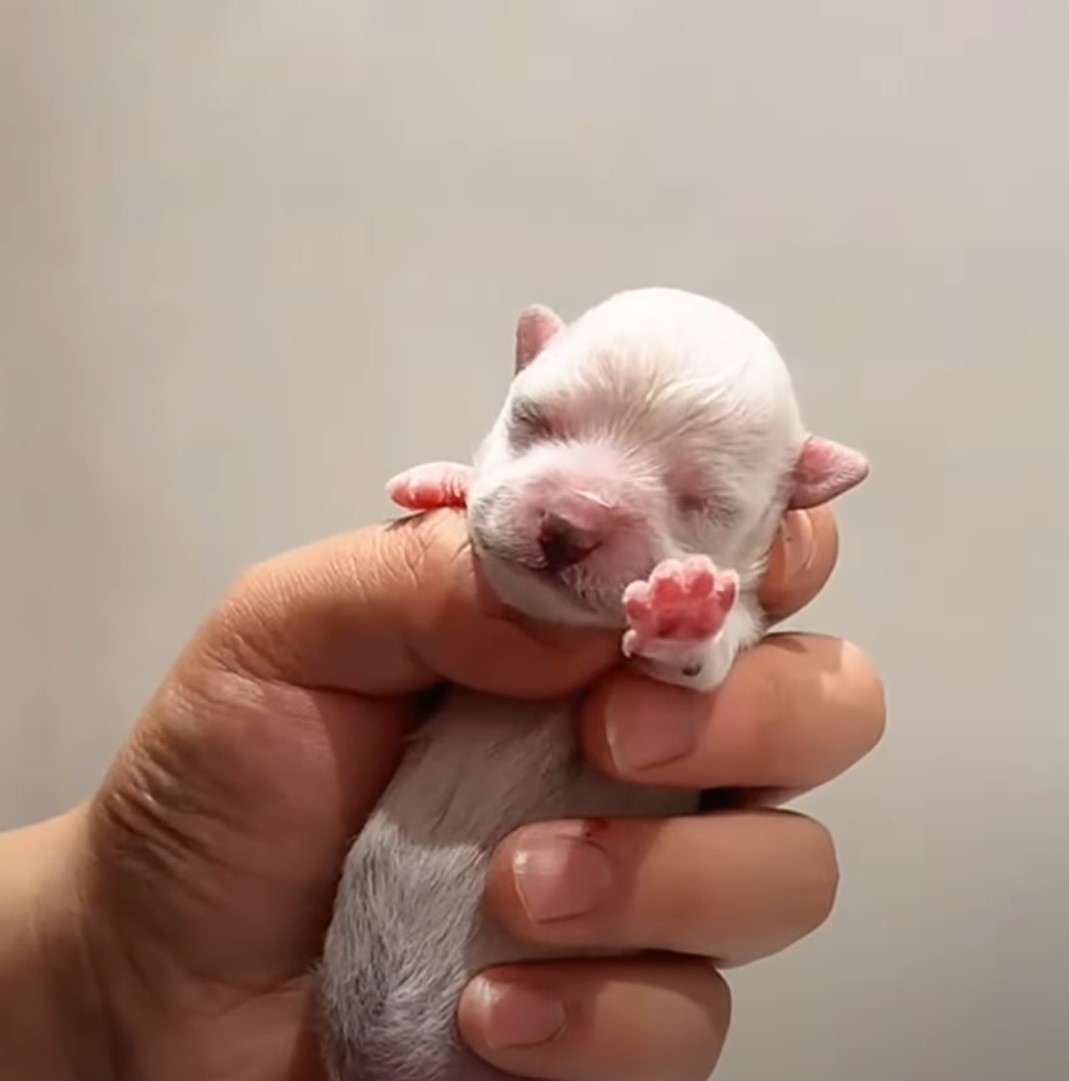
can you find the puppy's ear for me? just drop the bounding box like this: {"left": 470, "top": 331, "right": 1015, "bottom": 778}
{"left": 515, "top": 304, "right": 565, "bottom": 372}
{"left": 788, "top": 436, "right": 870, "bottom": 509}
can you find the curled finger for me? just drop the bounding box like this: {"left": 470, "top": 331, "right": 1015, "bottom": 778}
{"left": 459, "top": 957, "right": 730, "bottom": 1081}
{"left": 485, "top": 809, "right": 838, "bottom": 968}
{"left": 758, "top": 506, "right": 840, "bottom": 624}
{"left": 583, "top": 633, "right": 884, "bottom": 795}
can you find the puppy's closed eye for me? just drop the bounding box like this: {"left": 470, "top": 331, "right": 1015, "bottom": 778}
{"left": 509, "top": 397, "right": 557, "bottom": 444}
{"left": 675, "top": 490, "right": 737, "bottom": 525}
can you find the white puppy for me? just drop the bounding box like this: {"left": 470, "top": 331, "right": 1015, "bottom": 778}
{"left": 318, "top": 287, "right": 868, "bottom": 1081}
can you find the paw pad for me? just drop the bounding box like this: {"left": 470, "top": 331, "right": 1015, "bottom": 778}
{"left": 623, "top": 556, "right": 738, "bottom": 647}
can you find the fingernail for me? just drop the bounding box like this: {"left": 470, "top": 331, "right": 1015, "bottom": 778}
{"left": 780, "top": 511, "right": 815, "bottom": 580}
{"left": 605, "top": 680, "right": 705, "bottom": 771}
{"left": 512, "top": 825, "right": 612, "bottom": 922}
{"left": 475, "top": 978, "right": 567, "bottom": 1048}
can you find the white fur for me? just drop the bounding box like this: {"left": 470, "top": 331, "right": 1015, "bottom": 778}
{"left": 319, "top": 289, "right": 830, "bottom": 1081}
{"left": 468, "top": 288, "right": 806, "bottom": 690}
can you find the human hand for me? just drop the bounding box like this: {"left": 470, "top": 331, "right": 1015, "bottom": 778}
{"left": 3, "top": 507, "right": 882, "bottom": 1081}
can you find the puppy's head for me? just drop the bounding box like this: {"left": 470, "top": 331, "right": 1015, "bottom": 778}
{"left": 467, "top": 288, "right": 868, "bottom": 628}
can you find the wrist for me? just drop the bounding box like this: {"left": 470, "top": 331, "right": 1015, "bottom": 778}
{"left": 0, "top": 808, "right": 113, "bottom": 1081}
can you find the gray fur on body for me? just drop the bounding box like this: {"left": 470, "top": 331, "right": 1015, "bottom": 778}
{"left": 319, "top": 688, "right": 698, "bottom": 1081}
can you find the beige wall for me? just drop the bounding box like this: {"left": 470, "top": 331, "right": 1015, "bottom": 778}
{"left": 2, "top": 3, "right": 1067, "bottom": 1079}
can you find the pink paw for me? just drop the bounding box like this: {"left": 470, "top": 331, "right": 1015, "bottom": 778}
{"left": 385, "top": 461, "right": 472, "bottom": 511}
{"left": 622, "top": 556, "right": 738, "bottom": 657}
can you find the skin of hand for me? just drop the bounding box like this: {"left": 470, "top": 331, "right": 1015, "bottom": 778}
{"left": 0, "top": 506, "right": 884, "bottom": 1081}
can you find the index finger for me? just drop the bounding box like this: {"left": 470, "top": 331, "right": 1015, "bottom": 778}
{"left": 193, "top": 509, "right": 620, "bottom": 699}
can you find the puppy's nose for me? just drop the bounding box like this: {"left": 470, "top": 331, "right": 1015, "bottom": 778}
{"left": 537, "top": 512, "right": 600, "bottom": 571}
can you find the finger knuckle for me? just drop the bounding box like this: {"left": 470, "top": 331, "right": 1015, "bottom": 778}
{"left": 380, "top": 522, "right": 433, "bottom": 598}
{"left": 196, "top": 562, "right": 292, "bottom": 681}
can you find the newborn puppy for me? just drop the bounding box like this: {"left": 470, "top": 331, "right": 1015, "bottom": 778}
{"left": 318, "top": 287, "right": 868, "bottom": 1081}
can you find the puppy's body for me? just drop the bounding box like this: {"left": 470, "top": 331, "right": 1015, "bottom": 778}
{"left": 321, "top": 692, "right": 695, "bottom": 1081}
{"left": 319, "top": 288, "right": 868, "bottom": 1081}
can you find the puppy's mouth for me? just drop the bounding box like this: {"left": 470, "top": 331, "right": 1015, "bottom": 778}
{"left": 475, "top": 541, "right": 583, "bottom": 592}
{"left": 471, "top": 537, "right": 655, "bottom": 637}
{"left": 471, "top": 538, "right": 610, "bottom": 624}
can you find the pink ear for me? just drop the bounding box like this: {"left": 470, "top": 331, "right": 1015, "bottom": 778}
{"left": 515, "top": 304, "right": 565, "bottom": 372}
{"left": 789, "top": 435, "right": 870, "bottom": 509}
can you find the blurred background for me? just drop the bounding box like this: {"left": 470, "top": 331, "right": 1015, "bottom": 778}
{"left": 2, "top": 2, "right": 1067, "bottom": 1079}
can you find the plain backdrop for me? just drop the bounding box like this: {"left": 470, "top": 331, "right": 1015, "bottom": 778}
{"left": 2, "top": 3, "right": 1067, "bottom": 1080}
